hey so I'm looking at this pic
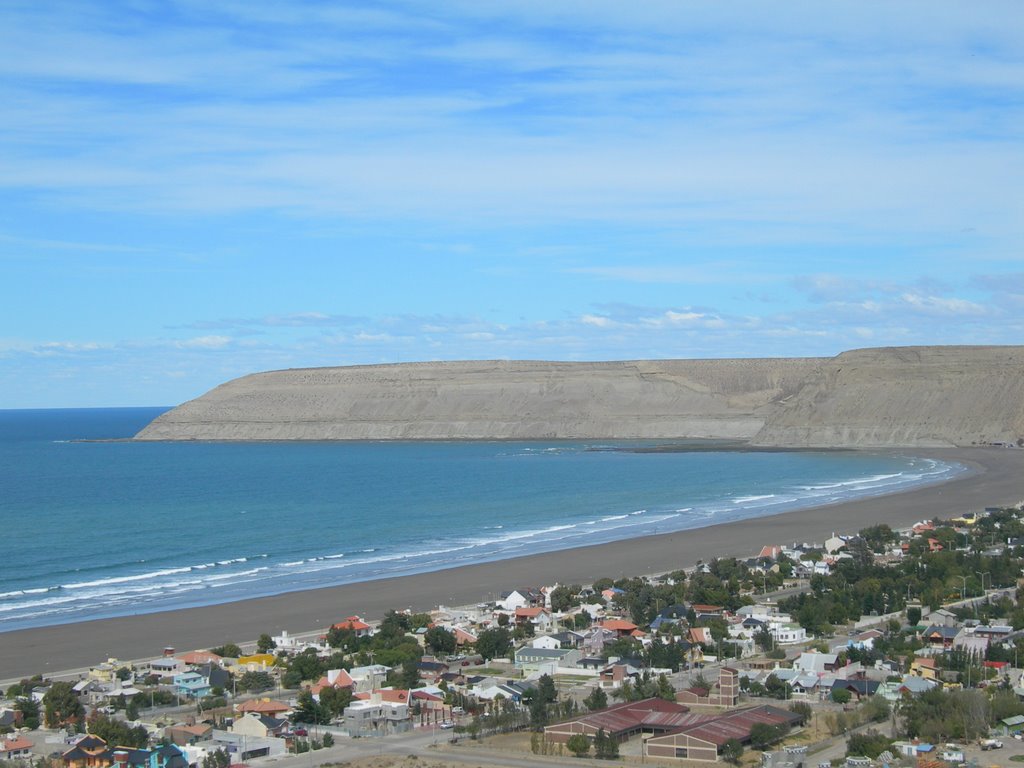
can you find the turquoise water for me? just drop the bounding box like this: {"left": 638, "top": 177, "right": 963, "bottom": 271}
{"left": 0, "top": 408, "right": 965, "bottom": 631}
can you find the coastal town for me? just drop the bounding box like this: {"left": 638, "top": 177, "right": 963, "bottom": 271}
{"left": 5, "top": 505, "right": 1024, "bottom": 768}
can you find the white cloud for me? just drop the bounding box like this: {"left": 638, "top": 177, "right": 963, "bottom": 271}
{"left": 899, "top": 293, "right": 986, "bottom": 316}
{"left": 581, "top": 314, "right": 614, "bottom": 328}
{"left": 176, "top": 336, "right": 232, "bottom": 349}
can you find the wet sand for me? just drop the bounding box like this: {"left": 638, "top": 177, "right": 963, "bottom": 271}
{"left": 2, "top": 447, "right": 1022, "bottom": 681}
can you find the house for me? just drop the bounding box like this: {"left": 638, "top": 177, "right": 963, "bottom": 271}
{"left": 601, "top": 587, "right": 626, "bottom": 603}
{"left": 344, "top": 692, "right": 411, "bottom": 737}
{"left": 772, "top": 624, "right": 807, "bottom": 645}
{"left": 953, "top": 630, "right": 989, "bottom": 656}
{"left": 332, "top": 616, "right": 373, "bottom": 637}
{"left": 549, "top": 630, "right": 585, "bottom": 648}
{"left": 793, "top": 652, "right": 839, "bottom": 676}
{"left": 922, "top": 625, "right": 958, "bottom": 650}
{"left": 514, "top": 647, "right": 581, "bottom": 672}
{"left": 975, "top": 625, "right": 1013, "bottom": 641}
{"left": 452, "top": 627, "right": 478, "bottom": 646}
{"left": 235, "top": 699, "right": 291, "bottom": 718}
{"left": 688, "top": 628, "right": 714, "bottom": 646}
{"left": 145, "top": 657, "right": 185, "bottom": 677}
{"left": 650, "top": 605, "right": 690, "bottom": 631}
{"left": 897, "top": 675, "right": 938, "bottom": 697}
{"left": 348, "top": 665, "right": 390, "bottom": 693}
{"left": 163, "top": 724, "right": 212, "bottom": 747}
{"left": 582, "top": 627, "right": 618, "bottom": 654}
{"left": 498, "top": 589, "right": 541, "bottom": 612}
{"left": 230, "top": 712, "right": 288, "bottom": 739}
{"left": 62, "top": 735, "right": 111, "bottom": 768}
{"left": 830, "top": 679, "right": 879, "bottom": 701}
{"left": 514, "top": 607, "right": 553, "bottom": 632}
{"left": 847, "top": 630, "right": 883, "bottom": 651}
{"left": 824, "top": 534, "right": 847, "bottom": 554}
{"left": 311, "top": 669, "right": 354, "bottom": 698}
{"left": 416, "top": 659, "right": 449, "bottom": 681}
{"left": 601, "top": 618, "right": 639, "bottom": 637}
{"left": 924, "top": 608, "right": 959, "bottom": 627}
{"left": 177, "top": 651, "right": 222, "bottom": 667}
{"left": 196, "top": 663, "right": 230, "bottom": 692}
{"left": 597, "top": 663, "right": 643, "bottom": 691}
{"left": 62, "top": 737, "right": 188, "bottom": 768}
{"left": 908, "top": 657, "right": 938, "bottom": 680}
{"left": 691, "top": 605, "right": 725, "bottom": 620}
{"left": 531, "top": 635, "right": 562, "bottom": 650}
{"left": 173, "top": 672, "right": 211, "bottom": 699}
{"left": 1, "top": 735, "right": 33, "bottom": 761}
{"left": 235, "top": 653, "right": 275, "bottom": 670}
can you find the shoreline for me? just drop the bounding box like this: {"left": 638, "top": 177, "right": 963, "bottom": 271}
{"left": 2, "top": 446, "right": 1022, "bottom": 680}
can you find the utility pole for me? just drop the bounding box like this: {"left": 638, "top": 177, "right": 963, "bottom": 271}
{"left": 957, "top": 575, "right": 968, "bottom": 601}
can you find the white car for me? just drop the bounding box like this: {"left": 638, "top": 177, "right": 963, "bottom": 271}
{"left": 439, "top": 721, "right": 455, "bottom": 729}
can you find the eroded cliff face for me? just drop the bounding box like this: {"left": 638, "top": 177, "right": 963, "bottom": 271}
{"left": 751, "top": 346, "right": 1024, "bottom": 448}
{"left": 134, "top": 346, "right": 1024, "bottom": 447}
{"left": 134, "top": 358, "right": 820, "bottom": 441}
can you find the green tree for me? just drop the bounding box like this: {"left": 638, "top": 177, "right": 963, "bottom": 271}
{"left": 43, "top": 681, "right": 84, "bottom": 728}
{"left": 202, "top": 748, "right": 230, "bottom": 768}
{"left": 567, "top": 733, "right": 590, "bottom": 758}
{"left": 125, "top": 698, "right": 140, "bottom": 721}
{"left": 291, "top": 691, "right": 330, "bottom": 725}
{"left": 475, "top": 627, "right": 512, "bottom": 661}
{"left": 322, "top": 732, "right": 334, "bottom": 748}
{"left": 318, "top": 686, "right": 353, "bottom": 718}
{"left": 14, "top": 697, "right": 40, "bottom": 730}
{"left": 424, "top": 626, "right": 456, "bottom": 656}
{"left": 209, "top": 643, "right": 242, "bottom": 658}
{"left": 789, "top": 701, "right": 813, "bottom": 725}
{"left": 846, "top": 729, "right": 893, "bottom": 759}
{"left": 595, "top": 727, "right": 619, "bottom": 759}
{"left": 86, "top": 714, "right": 149, "bottom": 748}
{"left": 238, "top": 671, "right": 275, "bottom": 693}
{"left": 584, "top": 687, "right": 608, "bottom": 711}
{"left": 283, "top": 649, "right": 324, "bottom": 689}
{"left": 906, "top": 606, "right": 922, "bottom": 626}
{"left": 550, "top": 585, "right": 580, "bottom": 613}
{"left": 831, "top": 688, "right": 852, "bottom": 705}
{"left": 537, "top": 674, "right": 557, "bottom": 704}
{"left": 722, "top": 738, "right": 744, "bottom": 765}
{"left": 256, "top": 634, "right": 276, "bottom": 653}
{"left": 593, "top": 728, "right": 609, "bottom": 759}
{"left": 657, "top": 673, "right": 675, "bottom": 701}
{"left": 749, "top": 722, "right": 787, "bottom": 749}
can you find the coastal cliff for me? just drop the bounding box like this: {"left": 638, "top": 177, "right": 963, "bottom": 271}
{"left": 135, "top": 346, "right": 1024, "bottom": 447}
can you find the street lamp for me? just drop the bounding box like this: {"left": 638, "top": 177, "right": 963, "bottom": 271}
{"left": 957, "top": 575, "right": 968, "bottom": 601}
{"left": 976, "top": 571, "right": 991, "bottom": 594}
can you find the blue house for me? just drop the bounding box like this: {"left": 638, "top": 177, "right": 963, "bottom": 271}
{"left": 173, "top": 671, "right": 211, "bottom": 699}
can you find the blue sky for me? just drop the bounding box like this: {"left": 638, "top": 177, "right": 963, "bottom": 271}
{"left": 1, "top": 1, "right": 1022, "bottom": 407}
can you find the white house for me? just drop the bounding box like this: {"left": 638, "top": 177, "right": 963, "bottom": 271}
{"left": 531, "top": 635, "right": 562, "bottom": 650}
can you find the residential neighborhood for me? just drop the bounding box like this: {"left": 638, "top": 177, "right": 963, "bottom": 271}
{"left": 5, "top": 505, "right": 1024, "bottom": 767}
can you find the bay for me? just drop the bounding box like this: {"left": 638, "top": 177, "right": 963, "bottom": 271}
{"left": 0, "top": 408, "right": 964, "bottom": 631}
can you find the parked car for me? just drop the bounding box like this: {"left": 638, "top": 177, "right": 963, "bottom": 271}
{"left": 980, "top": 739, "right": 1003, "bottom": 750}
{"left": 439, "top": 721, "right": 455, "bottom": 729}
{"left": 293, "top": 727, "right": 308, "bottom": 736}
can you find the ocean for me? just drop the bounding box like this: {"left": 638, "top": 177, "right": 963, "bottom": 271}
{"left": 0, "top": 408, "right": 966, "bottom": 632}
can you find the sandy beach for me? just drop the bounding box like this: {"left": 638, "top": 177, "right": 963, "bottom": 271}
{"left": 2, "top": 446, "right": 1022, "bottom": 681}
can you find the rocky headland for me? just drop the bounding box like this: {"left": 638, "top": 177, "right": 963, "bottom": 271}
{"left": 135, "top": 345, "right": 1024, "bottom": 448}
